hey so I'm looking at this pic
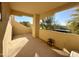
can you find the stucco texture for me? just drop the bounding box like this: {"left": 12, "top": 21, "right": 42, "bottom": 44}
{"left": 39, "top": 30, "right": 79, "bottom": 52}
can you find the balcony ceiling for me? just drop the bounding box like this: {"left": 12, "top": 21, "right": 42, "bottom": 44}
{"left": 9, "top": 2, "right": 79, "bottom": 18}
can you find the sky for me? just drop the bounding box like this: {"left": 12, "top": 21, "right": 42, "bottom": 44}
{"left": 15, "top": 7, "right": 76, "bottom": 26}
{"left": 15, "top": 16, "right": 33, "bottom": 24}
{"left": 54, "top": 7, "right": 76, "bottom": 26}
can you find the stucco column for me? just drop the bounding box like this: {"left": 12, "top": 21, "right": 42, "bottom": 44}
{"left": 32, "top": 14, "right": 40, "bottom": 38}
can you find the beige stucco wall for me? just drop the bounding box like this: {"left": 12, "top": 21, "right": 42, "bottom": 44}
{"left": 2, "top": 7, "right": 31, "bottom": 56}
{"left": 3, "top": 16, "right": 28, "bottom": 57}
{"left": 0, "top": 3, "right": 11, "bottom": 56}
{"left": 11, "top": 18, "right": 32, "bottom": 36}
{"left": 39, "top": 30, "right": 79, "bottom": 52}
{"left": 3, "top": 18, "right": 12, "bottom": 56}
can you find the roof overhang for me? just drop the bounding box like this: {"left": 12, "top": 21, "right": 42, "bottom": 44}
{"left": 9, "top": 2, "right": 79, "bottom": 19}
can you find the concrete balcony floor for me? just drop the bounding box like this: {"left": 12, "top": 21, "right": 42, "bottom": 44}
{"left": 13, "top": 34, "right": 63, "bottom": 57}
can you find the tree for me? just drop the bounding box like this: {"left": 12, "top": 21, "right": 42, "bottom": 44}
{"left": 20, "top": 21, "right": 31, "bottom": 27}
{"left": 40, "top": 16, "right": 55, "bottom": 30}
{"left": 67, "top": 8, "right": 79, "bottom": 34}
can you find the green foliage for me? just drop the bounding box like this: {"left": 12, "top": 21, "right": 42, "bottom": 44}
{"left": 54, "top": 24, "right": 68, "bottom": 30}
{"left": 67, "top": 8, "right": 79, "bottom": 34}
{"left": 40, "top": 16, "right": 55, "bottom": 30}
{"left": 20, "top": 22, "right": 31, "bottom": 27}
{"left": 40, "top": 16, "right": 68, "bottom": 31}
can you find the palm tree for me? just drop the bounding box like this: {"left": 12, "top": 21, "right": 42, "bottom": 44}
{"left": 67, "top": 8, "right": 79, "bottom": 34}
{"left": 40, "top": 16, "right": 55, "bottom": 30}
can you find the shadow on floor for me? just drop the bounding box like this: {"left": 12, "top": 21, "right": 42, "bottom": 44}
{"left": 13, "top": 34, "right": 63, "bottom": 57}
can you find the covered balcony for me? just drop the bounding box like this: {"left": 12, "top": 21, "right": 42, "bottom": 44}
{"left": 0, "top": 2, "right": 79, "bottom": 57}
